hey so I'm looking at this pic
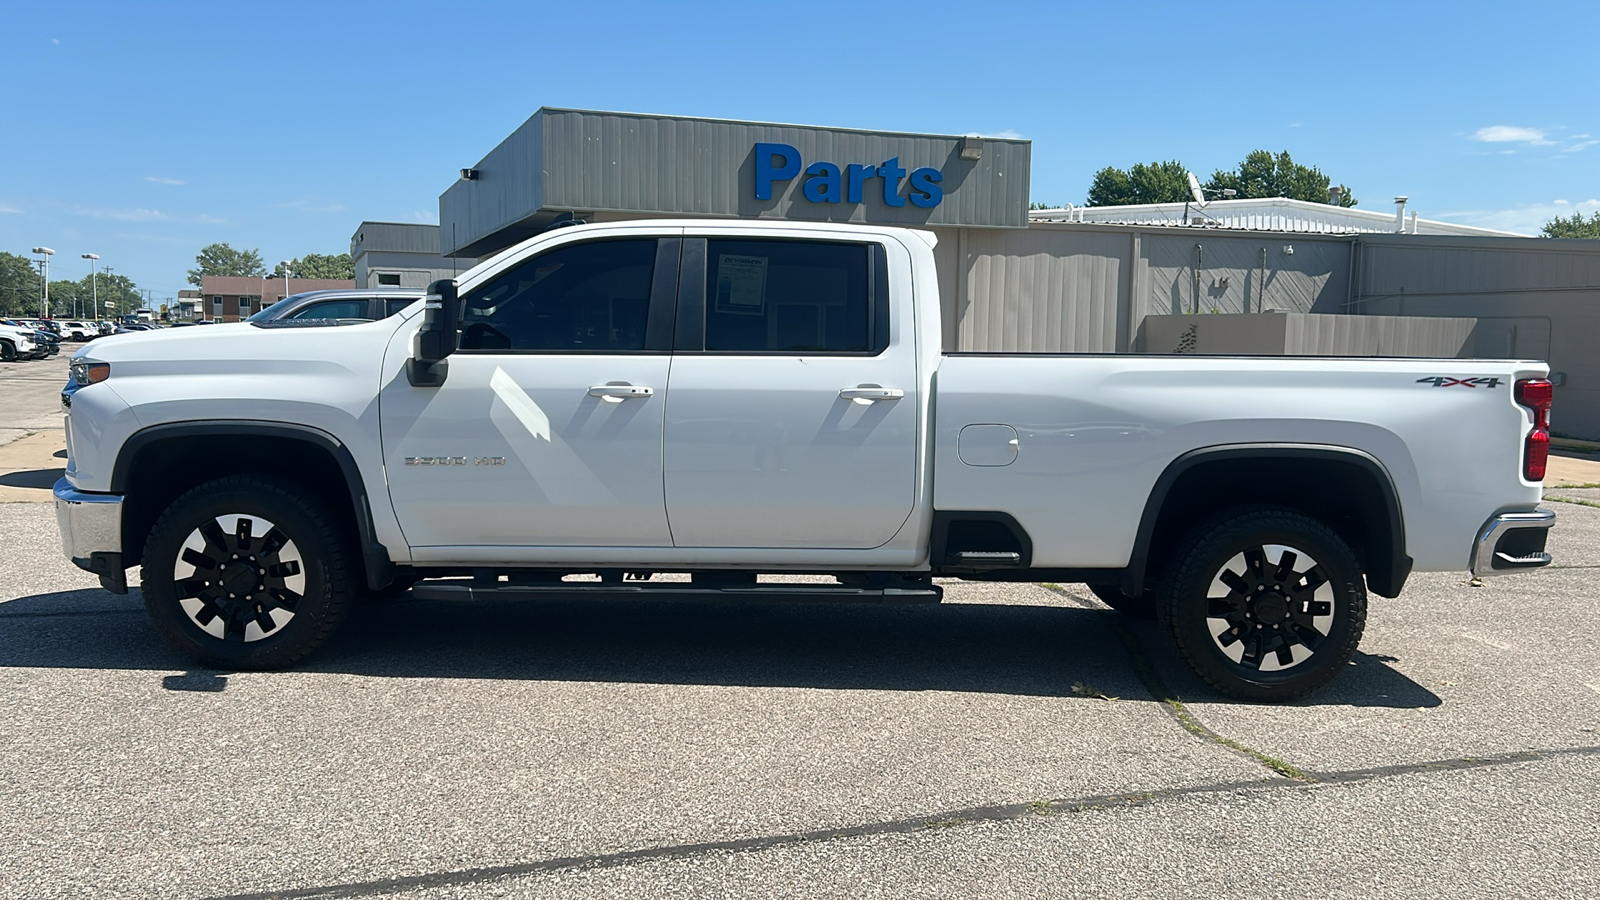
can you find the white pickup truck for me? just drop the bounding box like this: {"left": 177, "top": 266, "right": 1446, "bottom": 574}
{"left": 55, "top": 220, "right": 1556, "bottom": 699}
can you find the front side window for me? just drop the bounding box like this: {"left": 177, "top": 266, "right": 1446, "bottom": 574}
{"left": 458, "top": 239, "right": 656, "bottom": 352}
{"left": 702, "top": 239, "right": 878, "bottom": 353}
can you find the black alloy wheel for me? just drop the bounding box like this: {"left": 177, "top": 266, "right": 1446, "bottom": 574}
{"left": 141, "top": 475, "right": 354, "bottom": 669}
{"left": 1159, "top": 507, "right": 1367, "bottom": 701}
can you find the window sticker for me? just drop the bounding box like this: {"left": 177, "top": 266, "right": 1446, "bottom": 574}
{"left": 714, "top": 254, "right": 768, "bottom": 315}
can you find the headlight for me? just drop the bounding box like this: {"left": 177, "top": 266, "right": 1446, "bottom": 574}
{"left": 70, "top": 360, "right": 110, "bottom": 385}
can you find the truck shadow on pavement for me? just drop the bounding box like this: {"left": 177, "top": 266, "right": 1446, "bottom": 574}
{"left": 0, "top": 467, "right": 64, "bottom": 489}
{"left": 0, "top": 588, "right": 1441, "bottom": 709}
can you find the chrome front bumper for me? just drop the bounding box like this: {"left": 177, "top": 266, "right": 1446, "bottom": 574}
{"left": 1470, "top": 508, "right": 1555, "bottom": 577}
{"left": 53, "top": 476, "right": 128, "bottom": 593}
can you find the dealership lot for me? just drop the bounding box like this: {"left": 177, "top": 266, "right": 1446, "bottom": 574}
{"left": 1, "top": 357, "right": 1597, "bottom": 898}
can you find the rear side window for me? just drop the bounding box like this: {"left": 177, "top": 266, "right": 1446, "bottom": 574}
{"left": 384, "top": 298, "right": 416, "bottom": 317}
{"left": 458, "top": 239, "right": 656, "bottom": 352}
{"left": 702, "top": 239, "right": 884, "bottom": 353}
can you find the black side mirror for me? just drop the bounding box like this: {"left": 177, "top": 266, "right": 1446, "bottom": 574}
{"left": 407, "top": 278, "right": 458, "bottom": 387}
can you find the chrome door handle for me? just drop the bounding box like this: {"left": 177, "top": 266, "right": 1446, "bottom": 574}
{"left": 839, "top": 387, "right": 904, "bottom": 402}
{"left": 589, "top": 384, "right": 654, "bottom": 402}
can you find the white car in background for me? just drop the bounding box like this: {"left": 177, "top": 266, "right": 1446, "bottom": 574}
{"left": 0, "top": 321, "right": 39, "bottom": 361}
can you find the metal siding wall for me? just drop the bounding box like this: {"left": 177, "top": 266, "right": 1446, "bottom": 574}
{"left": 440, "top": 113, "right": 545, "bottom": 254}
{"left": 540, "top": 110, "right": 1029, "bottom": 229}
{"left": 957, "top": 228, "right": 1127, "bottom": 352}
{"left": 442, "top": 109, "right": 1029, "bottom": 255}
{"left": 1139, "top": 233, "right": 1350, "bottom": 318}
{"left": 351, "top": 223, "right": 440, "bottom": 256}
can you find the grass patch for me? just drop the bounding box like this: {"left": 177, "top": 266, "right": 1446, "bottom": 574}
{"left": 1546, "top": 496, "right": 1600, "bottom": 510}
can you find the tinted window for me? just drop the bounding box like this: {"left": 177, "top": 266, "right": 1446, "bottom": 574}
{"left": 459, "top": 240, "right": 656, "bottom": 352}
{"left": 384, "top": 298, "right": 417, "bottom": 317}
{"left": 289, "top": 299, "right": 369, "bottom": 320}
{"left": 703, "top": 240, "right": 875, "bottom": 353}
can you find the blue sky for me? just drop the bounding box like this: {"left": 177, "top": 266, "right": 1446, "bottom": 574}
{"left": 2, "top": 0, "right": 1596, "bottom": 304}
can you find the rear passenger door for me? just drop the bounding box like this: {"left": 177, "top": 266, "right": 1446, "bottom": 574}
{"left": 662, "top": 234, "right": 919, "bottom": 549}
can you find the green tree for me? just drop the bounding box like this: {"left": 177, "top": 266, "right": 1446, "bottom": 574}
{"left": 1086, "top": 159, "right": 1193, "bottom": 206}
{"left": 187, "top": 243, "right": 266, "bottom": 286}
{"left": 1541, "top": 210, "right": 1600, "bottom": 239}
{"left": 272, "top": 252, "right": 354, "bottom": 280}
{"left": 0, "top": 251, "right": 42, "bottom": 318}
{"left": 48, "top": 279, "right": 83, "bottom": 318}
{"left": 1205, "top": 150, "right": 1356, "bottom": 207}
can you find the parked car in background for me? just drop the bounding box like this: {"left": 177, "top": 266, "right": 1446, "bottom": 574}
{"left": 30, "top": 328, "right": 61, "bottom": 356}
{"left": 61, "top": 321, "right": 97, "bottom": 341}
{"left": 0, "top": 321, "right": 39, "bottom": 361}
{"left": 248, "top": 288, "right": 425, "bottom": 325}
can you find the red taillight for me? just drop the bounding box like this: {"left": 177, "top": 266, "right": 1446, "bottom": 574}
{"left": 1515, "top": 378, "right": 1554, "bottom": 481}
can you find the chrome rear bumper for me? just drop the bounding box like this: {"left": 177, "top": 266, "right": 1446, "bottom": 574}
{"left": 1470, "top": 508, "right": 1555, "bottom": 577}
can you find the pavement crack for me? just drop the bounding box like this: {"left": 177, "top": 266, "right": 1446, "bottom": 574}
{"left": 206, "top": 744, "right": 1600, "bottom": 900}
{"left": 1038, "top": 583, "right": 1314, "bottom": 782}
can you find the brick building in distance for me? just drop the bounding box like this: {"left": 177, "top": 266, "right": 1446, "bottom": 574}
{"left": 198, "top": 275, "right": 356, "bottom": 322}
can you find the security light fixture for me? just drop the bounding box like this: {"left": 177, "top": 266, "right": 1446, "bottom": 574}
{"left": 460, "top": 168, "right": 480, "bottom": 181}
{"left": 958, "top": 137, "right": 983, "bottom": 162}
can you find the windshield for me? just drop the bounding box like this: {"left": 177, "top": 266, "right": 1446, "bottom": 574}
{"left": 248, "top": 299, "right": 291, "bottom": 323}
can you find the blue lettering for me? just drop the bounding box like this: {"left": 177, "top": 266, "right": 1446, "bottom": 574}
{"left": 908, "top": 167, "right": 943, "bottom": 208}
{"left": 803, "top": 161, "right": 842, "bottom": 203}
{"left": 754, "top": 142, "right": 801, "bottom": 201}
{"left": 752, "top": 144, "right": 943, "bottom": 209}
{"left": 846, "top": 163, "right": 877, "bottom": 204}
{"left": 878, "top": 157, "right": 907, "bottom": 208}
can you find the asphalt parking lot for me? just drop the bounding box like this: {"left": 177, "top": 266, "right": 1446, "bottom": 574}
{"left": 1, "top": 351, "right": 1597, "bottom": 899}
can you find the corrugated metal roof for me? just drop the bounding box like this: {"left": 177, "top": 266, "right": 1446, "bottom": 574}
{"left": 1029, "top": 197, "right": 1525, "bottom": 237}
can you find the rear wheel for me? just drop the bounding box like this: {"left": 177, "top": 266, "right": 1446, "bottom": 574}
{"left": 140, "top": 475, "right": 355, "bottom": 669}
{"left": 0, "top": 340, "right": 15, "bottom": 362}
{"left": 1158, "top": 508, "right": 1367, "bottom": 701}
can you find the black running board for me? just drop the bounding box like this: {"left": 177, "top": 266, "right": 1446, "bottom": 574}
{"left": 411, "top": 581, "right": 943, "bottom": 605}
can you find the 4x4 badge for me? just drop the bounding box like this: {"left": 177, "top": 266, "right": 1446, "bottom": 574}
{"left": 1416, "top": 376, "right": 1503, "bottom": 388}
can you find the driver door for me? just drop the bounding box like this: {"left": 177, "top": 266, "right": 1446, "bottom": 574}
{"left": 380, "top": 235, "right": 682, "bottom": 551}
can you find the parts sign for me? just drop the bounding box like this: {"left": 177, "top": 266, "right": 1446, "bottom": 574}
{"left": 753, "top": 142, "right": 943, "bottom": 209}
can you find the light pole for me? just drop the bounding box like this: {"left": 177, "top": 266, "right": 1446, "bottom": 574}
{"left": 280, "top": 260, "right": 292, "bottom": 303}
{"left": 31, "top": 247, "right": 54, "bottom": 318}
{"left": 82, "top": 253, "right": 99, "bottom": 322}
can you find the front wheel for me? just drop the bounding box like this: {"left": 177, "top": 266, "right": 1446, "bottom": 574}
{"left": 1159, "top": 508, "right": 1367, "bottom": 701}
{"left": 140, "top": 475, "right": 355, "bottom": 669}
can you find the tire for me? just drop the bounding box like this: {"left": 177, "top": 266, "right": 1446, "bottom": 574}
{"left": 1087, "top": 583, "right": 1157, "bottom": 620}
{"left": 0, "top": 341, "right": 14, "bottom": 362}
{"left": 140, "top": 475, "right": 355, "bottom": 670}
{"left": 1157, "top": 507, "right": 1367, "bottom": 702}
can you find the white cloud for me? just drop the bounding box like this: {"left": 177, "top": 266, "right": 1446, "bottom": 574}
{"left": 51, "top": 38, "right": 58, "bottom": 45}
{"left": 76, "top": 206, "right": 166, "bottom": 222}
{"left": 145, "top": 176, "right": 186, "bottom": 185}
{"left": 980, "top": 129, "right": 1025, "bottom": 140}
{"left": 412, "top": 210, "right": 437, "bottom": 223}
{"left": 70, "top": 206, "right": 225, "bottom": 225}
{"left": 0, "top": 204, "right": 21, "bottom": 214}
{"left": 1473, "top": 125, "right": 1553, "bottom": 144}
{"left": 1433, "top": 198, "right": 1600, "bottom": 235}
{"left": 276, "top": 199, "right": 345, "bottom": 213}
{"left": 1562, "top": 139, "right": 1600, "bottom": 153}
